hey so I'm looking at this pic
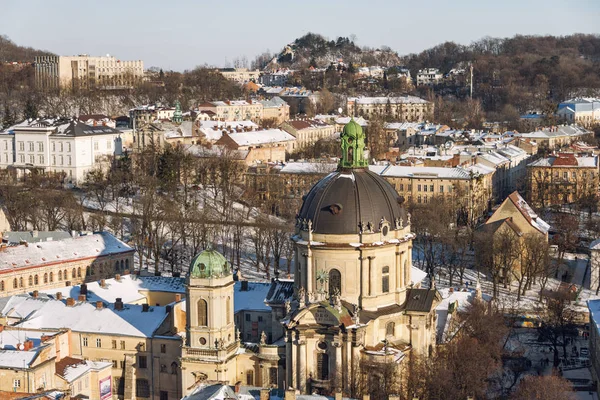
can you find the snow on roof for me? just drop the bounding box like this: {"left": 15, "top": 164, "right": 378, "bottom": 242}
{"left": 348, "top": 96, "right": 430, "bottom": 105}
{"left": 0, "top": 349, "right": 39, "bottom": 369}
{"left": 508, "top": 191, "right": 550, "bottom": 234}
{"left": 224, "top": 129, "right": 295, "bottom": 147}
{"left": 16, "top": 299, "right": 169, "bottom": 338}
{"left": 527, "top": 155, "right": 598, "bottom": 168}
{"left": 477, "top": 152, "right": 509, "bottom": 166}
{"left": 334, "top": 116, "right": 368, "bottom": 126}
{"left": 0, "top": 295, "right": 51, "bottom": 320}
{"left": 58, "top": 359, "right": 112, "bottom": 383}
{"left": 199, "top": 120, "right": 259, "bottom": 142}
{"left": 233, "top": 281, "right": 271, "bottom": 313}
{"left": 591, "top": 239, "right": 600, "bottom": 250}
{"left": 279, "top": 162, "right": 337, "bottom": 174}
{"left": 0, "top": 329, "right": 55, "bottom": 350}
{"left": 0, "top": 232, "right": 133, "bottom": 272}
{"left": 588, "top": 299, "right": 600, "bottom": 336}
{"left": 38, "top": 275, "right": 185, "bottom": 304}
{"left": 411, "top": 266, "right": 427, "bottom": 286}
{"left": 384, "top": 122, "right": 422, "bottom": 130}
{"left": 369, "top": 164, "right": 493, "bottom": 180}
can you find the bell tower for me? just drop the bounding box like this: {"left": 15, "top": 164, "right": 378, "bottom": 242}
{"left": 339, "top": 118, "right": 368, "bottom": 168}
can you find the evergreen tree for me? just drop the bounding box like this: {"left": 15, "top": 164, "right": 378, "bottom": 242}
{"left": 2, "top": 103, "right": 15, "bottom": 128}
{"left": 23, "top": 97, "right": 38, "bottom": 120}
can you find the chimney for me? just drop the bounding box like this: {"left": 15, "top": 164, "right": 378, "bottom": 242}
{"left": 115, "top": 298, "right": 124, "bottom": 311}
{"left": 40, "top": 334, "right": 50, "bottom": 342}
{"left": 32, "top": 290, "right": 39, "bottom": 299}
{"left": 80, "top": 283, "right": 88, "bottom": 295}
{"left": 78, "top": 294, "right": 86, "bottom": 302}
{"left": 100, "top": 279, "right": 106, "bottom": 288}
{"left": 24, "top": 340, "right": 34, "bottom": 351}
{"left": 234, "top": 381, "right": 242, "bottom": 394}
{"left": 286, "top": 389, "right": 297, "bottom": 400}
{"left": 56, "top": 292, "right": 63, "bottom": 300}
{"left": 260, "top": 388, "right": 270, "bottom": 400}
{"left": 66, "top": 297, "right": 75, "bottom": 307}
{"left": 175, "top": 294, "right": 182, "bottom": 302}
{"left": 66, "top": 281, "right": 71, "bottom": 287}
{"left": 123, "top": 269, "right": 130, "bottom": 275}
{"left": 96, "top": 301, "right": 103, "bottom": 310}
{"left": 115, "top": 274, "right": 121, "bottom": 282}
{"left": 241, "top": 280, "right": 249, "bottom": 291}
{"left": 142, "top": 304, "right": 149, "bottom": 312}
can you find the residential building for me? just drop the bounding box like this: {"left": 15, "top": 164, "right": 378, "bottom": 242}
{"left": 218, "top": 68, "right": 260, "bottom": 84}
{"left": 516, "top": 125, "right": 592, "bottom": 150}
{"left": 369, "top": 163, "right": 495, "bottom": 223}
{"left": 197, "top": 120, "right": 259, "bottom": 143}
{"left": 384, "top": 122, "right": 422, "bottom": 148}
{"left": 0, "top": 119, "right": 124, "bottom": 184}
{"left": 0, "top": 231, "right": 134, "bottom": 297}
{"left": 416, "top": 68, "right": 443, "bottom": 86}
{"left": 257, "top": 97, "right": 290, "bottom": 125}
{"left": 197, "top": 101, "right": 263, "bottom": 123}
{"left": 280, "top": 119, "right": 335, "bottom": 148}
{"left": 215, "top": 129, "right": 296, "bottom": 164}
{"left": 588, "top": 299, "right": 600, "bottom": 392}
{"left": 526, "top": 153, "right": 599, "bottom": 208}
{"left": 259, "top": 70, "right": 291, "bottom": 86}
{"left": 35, "top": 54, "right": 143, "bottom": 90}
{"left": 347, "top": 96, "right": 434, "bottom": 122}
{"left": 78, "top": 114, "right": 117, "bottom": 129}
{"left": 557, "top": 98, "right": 600, "bottom": 127}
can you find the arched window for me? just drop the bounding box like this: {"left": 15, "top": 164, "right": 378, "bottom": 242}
{"left": 77, "top": 267, "right": 82, "bottom": 278}
{"left": 72, "top": 268, "right": 76, "bottom": 279}
{"left": 121, "top": 260, "right": 124, "bottom": 270}
{"left": 28, "top": 276, "right": 33, "bottom": 286}
{"left": 160, "top": 364, "right": 167, "bottom": 373}
{"left": 0, "top": 281, "right": 4, "bottom": 291}
{"left": 382, "top": 266, "right": 390, "bottom": 293}
{"left": 63, "top": 270, "right": 67, "bottom": 280}
{"left": 58, "top": 271, "right": 62, "bottom": 281}
{"left": 171, "top": 362, "right": 178, "bottom": 375}
{"left": 316, "top": 353, "right": 329, "bottom": 380}
{"left": 43, "top": 273, "right": 48, "bottom": 284}
{"left": 13, "top": 278, "right": 18, "bottom": 289}
{"left": 19, "top": 277, "right": 24, "bottom": 288}
{"left": 246, "top": 370, "right": 254, "bottom": 385}
{"left": 115, "top": 261, "right": 119, "bottom": 271}
{"left": 125, "top": 259, "right": 129, "bottom": 270}
{"left": 226, "top": 297, "right": 231, "bottom": 324}
{"left": 34, "top": 275, "right": 39, "bottom": 285}
{"left": 386, "top": 321, "right": 395, "bottom": 337}
{"left": 197, "top": 299, "right": 208, "bottom": 326}
{"left": 49, "top": 272, "right": 54, "bottom": 283}
{"left": 329, "top": 269, "right": 341, "bottom": 296}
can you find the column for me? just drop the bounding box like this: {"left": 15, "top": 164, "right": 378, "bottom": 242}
{"left": 297, "top": 339, "right": 307, "bottom": 393}
{"left": 285, "top": 333, "right": 293, "bottom": 389}
{"left": 334, "top": 342, "right": 342, "bottom": 389}
{"left": 368, "top": 256, "right": 376, "bottom": 296}
{"left": 395, "top": 250, "right": 402, "bottom": 289}
{"left": 306, "top": 247, "right": 313, "bottom": 294}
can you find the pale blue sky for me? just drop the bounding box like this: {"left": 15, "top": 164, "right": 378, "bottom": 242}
{"left": 3, "top": 0, "right": 599, "bottom": 71}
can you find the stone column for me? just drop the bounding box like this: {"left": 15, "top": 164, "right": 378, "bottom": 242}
{"left": 285, "top": 333, "right": 293, "bottom": 389}
{"left": 306, "top": 246, "right": 313, "bottom": 294}
{"left": 368, "top": 256, "right": 376, "bottom": 296}
{"left": 297, "top": 339, "right": 307, "bottom": 393}
{"left": 395, "top": 250, "right": 402, "bottom": 289}
{"left": 344, "top": 335, "right": 352, "bottom": 393}
{"left": 334, "top": 342, "right": 342, "bottom": 388}
{"left": 404, "top": 250, "right": 410, "bottom": 286}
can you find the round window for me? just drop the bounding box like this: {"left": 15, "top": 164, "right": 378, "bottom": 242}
{"left": 317, "top": 341, "right": 328, "bottom": 350}
{"left": 382, "top": 225, "right": 389, "bottom": 236}
{"left": 199, "top": 337, "right": 206, "bottom": 345}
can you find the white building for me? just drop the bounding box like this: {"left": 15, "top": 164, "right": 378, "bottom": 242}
{"left": 416, "top": 68, "right": 443, "bottom": 86}
{"left": 0, "top": 119, "right": 123, "bottom": 184}
{"left": 557, "top": 98, "right": 600, "bottom": 127}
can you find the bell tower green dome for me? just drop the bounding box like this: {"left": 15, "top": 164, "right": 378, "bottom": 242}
{"left": 189, "top": 249, "right": 230, "bottom": 279}
{"left": 339, "top": 119, "right": 368, "bottom": 168}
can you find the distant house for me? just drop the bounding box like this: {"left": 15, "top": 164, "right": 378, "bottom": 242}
{"left": 280, "top": 119, "right": 335, "bottom": 149}
{"left": 215, "top": 129, "right": 296, "bottom": 164}
{"left": 557, "top": 98, "right": 600, "bottom": 127}
{"left": 416, "top": 68, "right": 443, "bottom": 86}
{"left": 257, "top": 97, "right": 290, "bottom": 125}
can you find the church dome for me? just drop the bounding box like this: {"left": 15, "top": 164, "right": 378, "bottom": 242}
{"left": 297, "top": 168, "right": 406, "bottom": 235}
{"left": 189, "top": 249, "right": 230, "bottom": 279}
{"left": 342, "top": 118, "right": 363, "bottom": 139}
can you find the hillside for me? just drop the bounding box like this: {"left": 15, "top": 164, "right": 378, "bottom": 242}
{"left": 272, "top": 33, "right": 401, "bottom": 69}
{"left": 0, "top": 34, "right": 55, "bottom": 62}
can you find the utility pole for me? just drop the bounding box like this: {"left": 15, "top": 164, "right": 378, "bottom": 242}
{"left": 469, "top": 63, "right": 474, "bottom": 99}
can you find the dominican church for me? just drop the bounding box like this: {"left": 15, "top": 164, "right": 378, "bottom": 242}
{"left": 180, "top": 120, "right": 440, "bottom": 396}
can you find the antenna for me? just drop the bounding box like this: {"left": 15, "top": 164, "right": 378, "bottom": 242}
{"left": 469, "top": 63, "right": 474, "bottom": 99}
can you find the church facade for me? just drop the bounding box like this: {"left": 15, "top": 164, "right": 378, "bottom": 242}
{"left": 180, "top": 120, "right": 440, "bottom": 396}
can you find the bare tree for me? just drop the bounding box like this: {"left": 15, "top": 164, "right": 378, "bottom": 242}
{"left": 510, "top": 375, "right": 575, "bottom": 400}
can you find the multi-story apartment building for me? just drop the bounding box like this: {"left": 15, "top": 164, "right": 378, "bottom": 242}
{"left": 416, "top": 68, "right": 443, "bottom": 86}
{"left": 35, "top": 55, "right": 144, "bottom": 90}
{"left": 347, "top": 96, "right": 434, "bottom": 122}
{"left": 197, "top": 100, "right": 263, "bottom": 123}
{"left": 0, "top": 232, "right": 134, "bottom": 297}
{"left": 516, "top": 125, "right": 592, "bottom": 150}
{"left": 215, "top": 129, "right": 296, "bottom": 164}
{"left": 0, "top": 119, "right": 123, "bottom": 183}
{"left": 218, "top": 68, "right": 260, "bottom": 84}
{"left": 526, "top": 153, "right": 599, "bottom": 208}
{"left": 280, "top": 119, "right": 335, "bottom": 149}
{"left": 258, "top": 97, "right": 290, "bottom": 125}
{"left": 557, "top": 98, "right": 600, "bottom": 127}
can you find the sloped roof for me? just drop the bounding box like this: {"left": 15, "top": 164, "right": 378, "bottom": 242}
{"left": 222, "top": 129, "right": 295, "bottom": 147}
{"left": 264, "top": 279, "right": 294, "bottom": 305}
{"left": 507, "top": 191, "right": 550, "bottom": 234}
{"left": 405, "top": 288, "right": 439, "bottom": 313}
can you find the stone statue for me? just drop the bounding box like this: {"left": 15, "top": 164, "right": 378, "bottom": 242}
{"left": 235, "top": 329, "right": 241, "bottom": 341}
{"left": 284, "top": 300, "right": 292, "bottom": 315}
{"left": 297, "top": 287, "right": 306, "bottom": 308}
{"left": 218, "top": 338, "right": 225, "bottom": 349}
{"left": 407, "top": 212, "right": 411, "bottom": 225}
{"left": 260, "top": 331, "right": 267, "bottom": 345}
{"left": 352, "top": 303, "right": 360, "bottom": 325}
{"left": 366, "top": 221, "right": 373, "bottom": 233}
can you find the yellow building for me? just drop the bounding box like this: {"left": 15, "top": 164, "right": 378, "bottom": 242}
{"left": 527, "top": 153, "right": 599, "bottom": 208}
{"left": 197, "top": 101, "right": 263, "bottom": 123}
{"left": 347, "top": 96, "right": 434, "bottom": 122}
{"left": 280, "top": 119, "right": 336, "bottom": 149}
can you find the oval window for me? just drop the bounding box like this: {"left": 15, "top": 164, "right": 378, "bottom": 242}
{"left": 199, "top": 337, "right": 207, "bottom": 345}
{"left": 317, "top": 341, "right": 328, "bottom": 350}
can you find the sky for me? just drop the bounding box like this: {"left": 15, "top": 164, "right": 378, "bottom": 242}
{"left": 3, "top": 0, "right": 599, "bottom": 71}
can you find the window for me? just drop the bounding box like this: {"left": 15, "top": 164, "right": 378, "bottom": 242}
{"left": 72, "top": 268, "right": 76, "bottom": 278}
{"left": 161, "top": 344, "right": 166, "bottom": 353}
{"left": 440, "top": 185, "right": 444, "bottom": 193}
{"left": 423, "top": 185, "right": 427, "bottom": 192}
{"left": 269, "top": 367, "right": 278, "bottom": 385}
{"left": 59, "top": 155, "right": 63, "bottom": 165}
{"left": 329, "top": 269, "right": 341, "bottom": 296}
{"left": 29, "top": 155, "right": 34, "bottom": 164}
{"left": 171, "top": 362, "right": 178, "bottom": 375}
{"left": 39, "top": 155, "right": 44, "bottom": 164}
{"left": 136, "top": 379, "right": 150, "bottom": 398}
{"left": 18, "top": 142, "right": 24, "bottom": 151}
{"left": 49, "top": 272, "right": 53, "bottom": 282}
{"left": 77, "top": 267, "right": 81, "bottom": 277}
{"left": 245, "top": 314, "right": 251, "bottom": 322}
{"left": 417, "top": 184, "right": 421, "bottom": 191}
{"left": 316, "top": 353, "right": 329, "bottom": 380}
{"left": 120, "top": 361, "right": 125, "bottom": 369}
{"left": 44, "top": 273, "right": 48, "bottom": 284}
{"left": 418, "top": 195, "right": 422, "bottom": 204}
{"left": 138, "top": 355, "right": 147, "bottom": 369}
{"left": 60, "top": 142, "right": 63, "bottom": 152}
{"left": 38, "top": 142, "right": 43, "bottom": 152}
{"left": 160, "top": 364, "right": 167, "bottom": 373}
{"left": 96, "top": 338, "right": 102, "bottom": 347}
{"left": 112, "top": 360, "right": 117, "bottom": 368}
{"left": 29, "top": 275, "right": 33, "bottom": 286}
{"left": 19, "top": 154, "right": 24, "bottom": 163}
{"left": 246, "top": 370, "right": 254, "bottom": 385}
{"left": 19, "top": 277, "right": 23, "bottom": 288}
{"left": 160, "top": 391, "right": 168, "bottom": 400}
{"left": 28, "top": 142, "right": 34, "bottom": 151}
{"left": 83, "top": 337, "right": 88, "bottom": 347}
{"left": 112, "top": 340, "right": 117, "bottom": 349}
{"left": 58, "top": 270, "right": 62, "bottom": 280}
{"left": 563, "top": 172, "right": 568, "bottom": 180}
{"left": 67, "top": 143, "right": 71, "bottom": 152}
{"left": 67, "top": 155, "right": 71, "bottom": 166}
{"left": 34, "top": 275, "right": 39, "bottom": 285}
{"left": 399, "top": 183, "right": 404, "bottom": 191}
{"left": 94, "top": 142, "right": 99, "bottom": 151}
{"left": 120, "top": 340, "right": 125, "bottom": 350}
{"left": 382, "top": 266, "right": 390, "bottom": 293}
{"left": 0, "top": 281, "right": 4, "bottom": 291}
{"left": 13, "top": 278, "right": 17, "bottom": 289}
{"left": 226, "top": 296, "right": 231, "bottom": 324}
{"left": 430, "top": 185, "right": 434, "bottom": 192}
{"left": 386, "top": 321, "right": 395, "bottom": 337}
{"left": 197, "top": 299, "right": 208, "bottom": 326}
{"left": 52, "top": 142, "right": 55, "bottom": 151}
{"left": 13, "top": 379, "right": 21, "bottom": 388}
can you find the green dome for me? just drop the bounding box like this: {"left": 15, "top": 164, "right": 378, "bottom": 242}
{"left": 189, "top": 249, "right": 230, "bottom": 279}
{"left": 342, "top": 118, "right": 363, "bottom": 139}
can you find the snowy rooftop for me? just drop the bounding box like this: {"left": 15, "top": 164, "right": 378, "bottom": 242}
{"left": 588, "top": 299, "right": 600, "bottom": 335}
{"left": 279, "top": 162, "right": 337, "bottom": 175}
{"left": 508, "top": 192, "right": 550, "bottom": 234}
{"left": 384, "top": 122, "right": 422, "bottom": 131}
{"left": 411, "top": 266, "right": 427, "bottom": 286}
{"left": 0, "top": 349, "right": 39, "bottom": 369}
{"left": 335, "top": 116, "right": 368, "bottom": 126}
{"left": 16, "top": 299, "right": 170, "bottom": 338}
{"left": 0, "top": 232, "right": 133, "bottom": 272}
{"left": 0, "top": 295, "right": 51, "bottom": 320}
{"left": 368, "top": 164, "right": 494, "bottom": 179}
{"left": 223, "top": 129, "right": 295, "bottom": 147}
{"left": 528, "top": 155, "right": 598, "bottom": 168}
{"left": 0, "top": 329, "right": 56, "bottom": 350}
{"left": 58, "top": 358, "right": 112, "bottom": 383}
{"left": 233, "top": 282, "right": 271, "bottom": 313}
{"left": 38, "top": 274, "right": 185, "bottom": 304}
{"left": 199, "top": 120, "right": 258, "bottom": 142}
{"left": 348, "top": 96, "right": 430, "bottom": 105}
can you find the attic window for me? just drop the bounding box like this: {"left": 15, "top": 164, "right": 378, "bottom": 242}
{"left": 329, "top": 203, "right": 343, "bottom": 215}
{"left": 199, "top": 263, "right": 206, "bottom": 271}
{"left": 413, "top": 295, "right": 421, "bottom": 300}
